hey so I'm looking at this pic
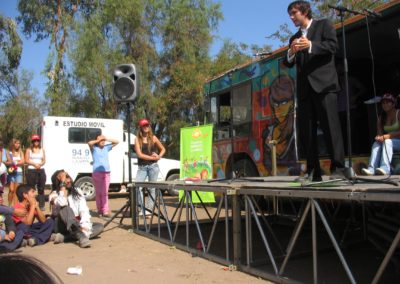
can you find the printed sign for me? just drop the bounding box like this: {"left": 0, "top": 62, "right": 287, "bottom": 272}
{"left": 180, "top": 125, "right": 215, "bottom": 203}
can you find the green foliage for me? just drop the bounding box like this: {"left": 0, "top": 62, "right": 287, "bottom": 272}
{"left": 66, "top": 0, "right": 222, "bottom": 159}
{"left": 0, "top": 14, "right": 22, "bottom": 102}
{"left": 157, "top": 0, "right": 222, "bottom": 146}
{"left": 7, "top": 0, "right": 390, "bottom": 160}
{"left": 209, "top": 39, "right": 253, "bottom": 78}
{"left": 0, "top": 70, "right": 45, "bottom": 148}
{"left": 17, "top": 0, "right": 97, "bottom": 116}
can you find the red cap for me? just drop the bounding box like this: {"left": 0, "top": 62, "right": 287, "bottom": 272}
{"left": 31, "top": 134, "right": 41, "bottom": 141}
{"left": 138, "top": 119, "right": 150, "bottom": 127}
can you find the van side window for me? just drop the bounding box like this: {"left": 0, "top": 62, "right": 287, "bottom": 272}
{"left": 68, "top": 128, "right": 102, "bottom": 144}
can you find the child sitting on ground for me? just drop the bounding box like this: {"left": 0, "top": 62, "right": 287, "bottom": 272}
{"left": 12, "top": 184, "right": 54, "bottom": 247}
{"left": 0, "top": 195, "right": 26, "bottom": 251}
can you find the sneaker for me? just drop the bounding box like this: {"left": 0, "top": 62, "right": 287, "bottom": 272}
{"left": 375, "top": 168, "right": 387, "bottom": 175}
{"left": 53, "top": 233, "right": 65, "bottom": 244}
{"left": 20, "top": 239, "right": 27, "bottom": 248}
{"left": 78, "top": 236, "right": 91, "bottom": 248}
{"left": 138, "top": 209, "right": 151, "bottom": 216}
{"left": 27, "top": 238, "right": 37, "bottom": 247}
{"left": 361, "top": 168, "right": 374, "bottom": 176}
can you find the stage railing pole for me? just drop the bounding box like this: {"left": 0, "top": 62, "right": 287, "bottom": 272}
{"left": 126, "top": 102, "right": 136, "bottom": 229}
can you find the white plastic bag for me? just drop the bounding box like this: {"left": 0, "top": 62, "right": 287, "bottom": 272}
{"left": 0, "top": 163, "right": 6, "bottom": 176}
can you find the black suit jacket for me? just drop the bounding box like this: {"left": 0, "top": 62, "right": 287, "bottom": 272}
{"left": 284, "top": 19, "right": 340, "bottom": 100}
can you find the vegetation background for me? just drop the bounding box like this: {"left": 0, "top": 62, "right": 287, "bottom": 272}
{"left": 0, "top": 0, "right": 388, "bottom": 158}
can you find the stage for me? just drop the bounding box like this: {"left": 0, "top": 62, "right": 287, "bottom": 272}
{"left": 130, "top": 176, "right": 400, "bottom": 284}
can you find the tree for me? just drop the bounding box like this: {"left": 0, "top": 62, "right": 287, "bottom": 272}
{"left": 0, "top": 70, "right": 45, "bottom": 148}
{"left": 17, "top": 0, "right": 97, "bottom": 115}
{"left": 155, "top": 0, "right": 222, "bottom": 157}
{"left": 0, "top": 14, "right": 22, "bottom": 103}
{"left": 209, "top": 39, "right": 259, "bottom": 78}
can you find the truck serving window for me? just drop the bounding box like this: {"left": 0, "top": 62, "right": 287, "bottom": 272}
{"left": 68, "top": 128, "right": 102, "bottom": 144}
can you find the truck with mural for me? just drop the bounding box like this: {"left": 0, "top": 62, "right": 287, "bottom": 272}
{"left": 204, "top": 1, "right": 400, "bottom": 179}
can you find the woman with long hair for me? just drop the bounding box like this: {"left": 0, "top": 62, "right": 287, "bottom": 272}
{"left": 7, "top": 138, "right": 25, "bottom": 205}
{"left": 135, "top": 119, "right": 165, "bottom": 216}
{"left": 24, "top": 134, "right": 46, "bottom": 210}
{"left": 0, "top": 136, "right": 12, "bottom": 198}
{"left": 362, "top": 93, "right": 400, "bottom": 175}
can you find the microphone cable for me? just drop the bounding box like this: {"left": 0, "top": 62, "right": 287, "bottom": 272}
{"left": 364, "top": 14, "right": 394, "bottom": 181}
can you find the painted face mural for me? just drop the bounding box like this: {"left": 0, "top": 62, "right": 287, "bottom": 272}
{"left": 262, "top": 75, "right": 300, "bottom": 175}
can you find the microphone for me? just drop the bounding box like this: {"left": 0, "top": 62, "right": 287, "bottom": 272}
{"left": 363, "top": 8, "right": 382, "bottom": 18}
{"left": 328, "top": 4, "right": 362, "bottom": 16}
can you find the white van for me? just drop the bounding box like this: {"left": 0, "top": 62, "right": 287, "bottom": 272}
{"left": 40, "top": 116, "right": 180, "bottom": 200}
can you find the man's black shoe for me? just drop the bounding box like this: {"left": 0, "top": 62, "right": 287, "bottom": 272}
{"left": 330, "top": 168, "right": 349, "bottom": 180}
{"left": 294, "top": 171, "right": 322, "bottom": 183}
{"left": 312, "top": 175, "right": 322, "bottom": 182}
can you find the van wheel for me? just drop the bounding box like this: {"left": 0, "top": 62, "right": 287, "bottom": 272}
{"left": 75, "top": 176, "right": 96, "bottom": 201}
{"left": 166, "top": 173, "right": 180, "bottom": 196}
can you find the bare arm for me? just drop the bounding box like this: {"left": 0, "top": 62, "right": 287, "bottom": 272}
{"left": 134, "top": 138, "right": 158, "bottom": 161}
{"left": 88, "top": 137, "right": 101, "bottom": 148}
{"left": 376, "top": 116, "right": 383, "bottom": 136}
{"left": 40, "top": 149, "right": 46, "bottom": 167}
{"left": 153, "top": 136, "right": 166, "bottom": 159}
{"left": 4, "top": 151, "right": 13, "bottom": 167}
{"left": 108, "top": 138, "right": 119, "bottom": 148}
{"left": 35, "top": 202, "right": 46, "bottom": 223}
{"left": 22, "top": 199, "right": 37, "bottom": 225}
{"left": 24, "top": 149, "right": 34, "bottom": 167}
{"left": 383, "top": 112, "right": 400, "bottom": 140}
{"left": 17, "top": 150, "right": 25, "bottom": 166}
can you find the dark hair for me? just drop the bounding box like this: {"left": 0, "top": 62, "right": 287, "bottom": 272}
{"left": 288, "top": 1, "right": 312, "bottom": 19}
{"left": 16, "top": 184, "right": 32, "bottom": 202}
{"left": 51, "top": 170, "right": 81, "bottom": 200}
{"left": 0, "top": 254, "right": 63, "bottom": 284}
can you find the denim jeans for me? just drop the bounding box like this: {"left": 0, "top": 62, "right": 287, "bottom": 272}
{"left": 367, "top": 138, "right": 400, "bottom": 174}
{"left": 136, "top": 163, "right": 159, "bottom": 210}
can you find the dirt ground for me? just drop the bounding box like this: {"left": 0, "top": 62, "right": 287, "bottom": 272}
{"left": 6, "top": 194, "right": 271, "bottom": 284}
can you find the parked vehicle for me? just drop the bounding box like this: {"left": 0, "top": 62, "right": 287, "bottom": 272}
{"left": 39, "top": 116, "right": 180, "bottom": 200}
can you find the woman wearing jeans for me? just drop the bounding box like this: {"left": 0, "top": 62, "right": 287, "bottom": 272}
{"left": 362, "top": 93, "right": 400, "bottom": 175}
{"left": 88, "top": 135, "right": 119, "bottom": 217}
{"left": 135, "top": 119, "right": 165, "bottom": 216}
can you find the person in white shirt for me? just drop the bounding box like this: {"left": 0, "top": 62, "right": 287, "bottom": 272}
{"left": 49, "top": 170, "right": 103, "bottom": 248}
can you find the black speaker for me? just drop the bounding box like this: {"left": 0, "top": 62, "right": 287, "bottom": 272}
{"left": 113, "top": 64, "right": 139, "bottom": 102}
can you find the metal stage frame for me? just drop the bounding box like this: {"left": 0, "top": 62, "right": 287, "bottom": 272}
{"left": 132, "top": 177, "right": 400, "bottom": 284}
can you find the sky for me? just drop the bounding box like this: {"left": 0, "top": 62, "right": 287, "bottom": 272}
{"left": 0, "top": 0, "right": 296, "bottom": 98}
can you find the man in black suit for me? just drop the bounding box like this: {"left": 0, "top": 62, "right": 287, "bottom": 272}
{"left": 284, "top": 1, "right": 345, "bottom": 181}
